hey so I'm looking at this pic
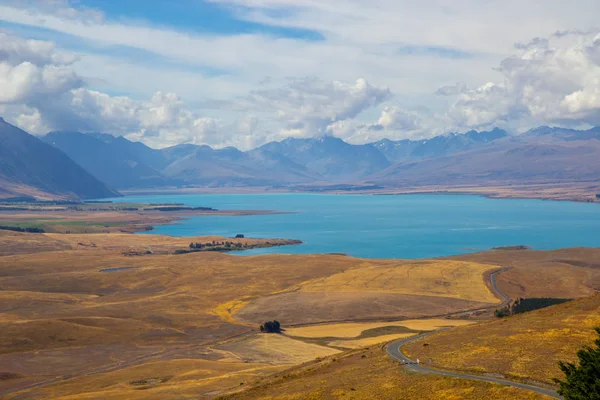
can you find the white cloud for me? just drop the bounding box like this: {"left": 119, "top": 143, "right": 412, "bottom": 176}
{"left": 2, "top": 1, "right": 600, "bottom": 148}
{"left": 240, "top": 77, "right": 391, "bottom": 137}
{"left": 0, "top": 33, "right": 82, "bottom": 104}
{"left": 0, "top": 32, "right": 392, "bottom": 150}
{"left": 445, "top": 30, "right": 600, "bottom": 130}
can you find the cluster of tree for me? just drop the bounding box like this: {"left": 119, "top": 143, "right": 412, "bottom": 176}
{"left": 235, "top": 234, "right": 245, "bottom": 238}
{"left": 260, "top": 320, "right": 281, "bottom": 333}
{"left": 495, "top": 297, "right": 571, "bottom": 318}
{"left": 189, "top": 241, "right": 245, "bottom": 250}
{"left": 149, "top": 206, "right": 215, "bottom": 212}
{"left": 555, "top": 327, "right": 600, "bottom": 399}
{"left": 0, "top": 225, "right": 44, "bottom": 233}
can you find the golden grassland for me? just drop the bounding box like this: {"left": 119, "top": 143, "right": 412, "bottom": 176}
{"left": 234, "top": 260, "right": 502, "bottom": 325}
{"left": 215, "top": 334, "right": 341, "bottom": 365}
{"left": 449, "top": 247, "right": 600, "bottom": 299}
{"left": 284, "top": 318, "right": 476, "bottom": 339}
{"left": 404, "top": 294, "right": 600, "bottom": 385}
{"left": 5, "top": 358, "right": 287, "bottom": 400}
{"left": 3, "top": 228, "right": 600, "bottom": 399}
{"left": 223, "top": 345, "right": 550, "bottom": 400}
{"left": 295, "top": 260, "right": 500, "bottom": 303}
{"left": 0, "top": 229, "right": 72, "bottom": 255}
{"left": 327, "top": 333, "right": 416, "bottom": 349}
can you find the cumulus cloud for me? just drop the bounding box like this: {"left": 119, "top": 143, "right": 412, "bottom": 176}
{"left": 446, "top": 30, "right": 600, "bottom": 129}
{"left": 435, "top": 82, "right": 467, "bottom": 96}
{"left": 0, "top": 33, "right": 82, "bottom": 104}
{"left": 326, "top": 106, "right": 433, "bottom": 143}
{"left": 0, "top": 33, "right": 251, "bottom": 148}
{"left": 240, "top": 77, "right": 391, "bottom": 137}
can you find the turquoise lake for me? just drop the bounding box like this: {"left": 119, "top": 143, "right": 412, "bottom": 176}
{"left": 111, "top": 194, "right": 600, "bottom": 259}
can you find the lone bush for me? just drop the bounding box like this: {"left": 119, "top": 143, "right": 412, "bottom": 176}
{"left": 260, "top": 320, "right": 281, "bottom": 333}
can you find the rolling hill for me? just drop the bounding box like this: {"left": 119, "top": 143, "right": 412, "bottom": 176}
{"left": 0, "top": 119, "right": 119, "bottom": 200}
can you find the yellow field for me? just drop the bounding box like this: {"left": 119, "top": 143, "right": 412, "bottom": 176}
{"left": 295, "top": 260, "right": 500, "bottom": 303}
{"left": 215, "top": 334, "right": 341, "bottom": 365}
{"left": 4, "top": 229, "right": 599, "bottom": 399}
{"left": 233, "top": 260, "right": 501, "bottom": 325}
{"left": 6, "top": 358, "right": 286, "bottom": 400}
{"left": 285, "top": 318, "right": 476, "bottom": 339}
{"left": 404, "top": 294, "right": 600, "bottom": 384}
{"left": 449, "top": 247, "right": 600, "bottom": 299}
{"left": 328, "top": 333, "right": 416, "bottom": 349}
{"left": 224, "top": 346, "right": 549, "bottom": 400}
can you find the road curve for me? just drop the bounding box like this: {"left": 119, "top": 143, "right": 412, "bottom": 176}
{"left": 386, "top": 266, "right": 563, "bottom": 399}
{"left": 386, "top": 333, "right": 562, "bottom": 399}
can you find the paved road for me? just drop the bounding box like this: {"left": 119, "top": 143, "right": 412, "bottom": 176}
{"left": 489, "top": 266, "right": 512, "bottom": 307}
{"left": 386, "top": 266, "right": 563, "bottom": 399}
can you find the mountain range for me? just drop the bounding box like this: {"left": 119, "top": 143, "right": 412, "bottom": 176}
{"left": 0, "top": 119, "right": 118, "bottom": 200}
{"left": 1, "top": 117, "right": 599, "bottom": 200}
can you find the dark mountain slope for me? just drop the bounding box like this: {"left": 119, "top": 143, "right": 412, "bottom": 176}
{"left": 0, "top": 119, "right": 119, "bottom": 200}
{"left": 43, "top": 132, "right": 172, "bottom": 189}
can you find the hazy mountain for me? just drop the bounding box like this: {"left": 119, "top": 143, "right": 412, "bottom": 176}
{"left": 258, "top": 136, "right": 391, "bottom": 181}
{"left": 0, "top": 119, "right": 119, "bottom": 200}
{"left": 43, "top": 132, "right": 172, "bottom": 189}
{"left": 7, "top": 123, "right": 598, "bottom": 196}
{"left": 370, "top": 128, "right": 508, "bottom": 163}
{"left": 522, "top": 126, "right": 600, "bottom": 141}
{"left": 371, "top": 127, "right": 600, "bottom": 187}
{"left": 162, "top": 144, "right": 317, "bottom": 186}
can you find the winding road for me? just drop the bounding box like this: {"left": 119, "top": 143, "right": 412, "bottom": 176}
{"left": 386, "top": 266, "right": 563, "bottom": 399}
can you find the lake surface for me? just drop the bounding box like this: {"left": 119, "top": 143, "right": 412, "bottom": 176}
{"left": 111, "top": 193, "right": 600, "bottom": 259}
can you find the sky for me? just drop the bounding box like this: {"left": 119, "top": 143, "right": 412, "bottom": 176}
{"left": 0, "top": 0, "right": 600, "bottom": 149}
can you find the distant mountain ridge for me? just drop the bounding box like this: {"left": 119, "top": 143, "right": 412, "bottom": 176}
{"left": 371, "top": 126, "right": 600, "bottom": 187}
{"left": 371, "top": 128, "right": 508, "bottom": 162}
{"left": 0, "top": 119, "right": 119, "bottom": 200}
{"left": 43, "top": 131, "right": 172, "bottom": 189}
{"left": 258, "top": 136, "right": 391, "bottom": 180}
{"left": 37, "top": 124, "right": 600, "bottom": 191}
{"left": 2, "top": 116, "right": 599, "bottom": 200}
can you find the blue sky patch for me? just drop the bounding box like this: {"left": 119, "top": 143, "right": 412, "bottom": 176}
{"left": 82, "top": 0, "right": 324, "bottom": 41}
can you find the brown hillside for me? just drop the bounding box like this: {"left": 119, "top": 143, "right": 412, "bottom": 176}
{"left": 403, "top": 294, "right": 600, "bottom": 385}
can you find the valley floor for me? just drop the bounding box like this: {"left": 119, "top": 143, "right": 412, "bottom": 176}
{"left": 1, "top": 226, "right": 599, "bottom": 399}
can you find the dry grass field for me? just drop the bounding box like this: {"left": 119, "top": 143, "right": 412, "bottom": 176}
{"left": 0, "top": 232, "right": 360, "bottom": 397}
{"left": 215, "top": 334, "right": 341, "bottom": 365}
{"left": 3, "top": 228, "right": 600, "bottom": 399}
{"left": 449, "top": 247, "right": 600, "bottom": 299}
{"left": 234, "top": 260, "right": 501, "bottom": 325}
{"left": 285, "top": 318, "right": 475, "bottom": 339}
{"left": 223, "top": 346, "right": 550, "bottom": 400}
{"left": 1, "top": 230, "right": 501, "bottom": 399}
{"left": 403, "top": 294, "right": 600, "bottom": 385}
{"left": 5, "top": 358, "right": 287, "bottom": 400}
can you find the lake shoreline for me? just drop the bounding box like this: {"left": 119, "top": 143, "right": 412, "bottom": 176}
{"left": 125, "top": 193, "right": 600, "bottom": 259}
{"left": 119, "top": 182, "right": 600, "bottom": 204}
